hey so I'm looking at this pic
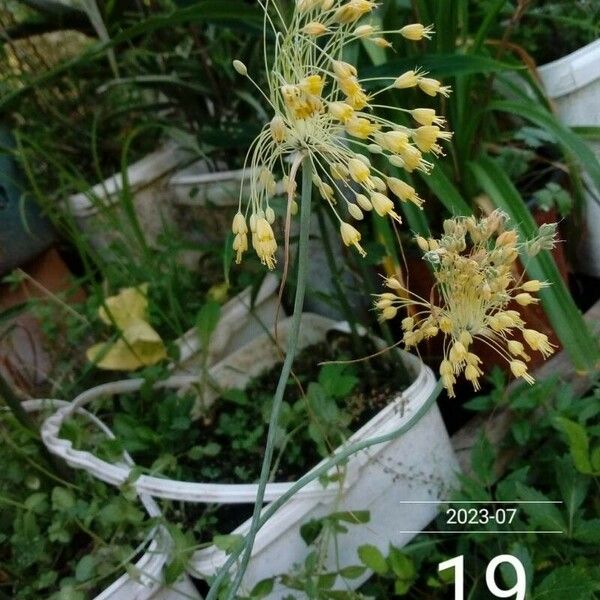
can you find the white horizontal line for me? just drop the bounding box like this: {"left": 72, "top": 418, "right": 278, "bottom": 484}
{"left": 399, "top": 531, "right": 564, "bottom": 534}
{"left": 394, "top": 501, "right": 563, "bottom": 504}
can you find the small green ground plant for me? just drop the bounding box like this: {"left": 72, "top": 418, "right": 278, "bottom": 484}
{"left": 0, "top": 407, "right": 154, "bottom": 600}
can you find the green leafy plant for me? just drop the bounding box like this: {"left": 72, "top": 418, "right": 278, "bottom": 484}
{"left": 0, "top": 406, "right": 153, "bottom": 599}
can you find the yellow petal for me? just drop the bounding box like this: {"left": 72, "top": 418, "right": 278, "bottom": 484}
{"left": 86, "top": 340, "right": 146, "bottom": 371}
{"left": 98, "top": 284, "right": 149, "bottom": 329}
{"left": 87, "top": 320, "right": 167, "bottom": 371}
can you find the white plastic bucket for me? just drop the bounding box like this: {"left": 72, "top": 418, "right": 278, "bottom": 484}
{"left": 65, "top": 144, "right": 188, "bottom": 250}
{"left": 17, "top": 400, "right": 200, "bottom": 600}
{"left": 537, "top": 40, "right": 600, "bottom": 277}
{"left": 41, "top": 314, "right": 459, "bottom": 596}
{"left": 174, "top": 273, "right": 282, "bottom": 376}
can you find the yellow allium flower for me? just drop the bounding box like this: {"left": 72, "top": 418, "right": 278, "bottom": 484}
{"left": 231, "top": 0, "right": 452, "bottom": 268}
{"left": 375, "top": 211, "right": 558, "bottom": 397}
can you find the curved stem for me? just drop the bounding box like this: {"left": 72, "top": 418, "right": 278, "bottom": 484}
{"left": 216, "top": 156, "right": 313, "bottom": 600}
{"left": 205, "top": 378, "right": 444, "bottom": 597}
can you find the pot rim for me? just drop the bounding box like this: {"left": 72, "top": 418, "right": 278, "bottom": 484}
{"left": 40, "top": 315, "right": 433, "bottom": 505}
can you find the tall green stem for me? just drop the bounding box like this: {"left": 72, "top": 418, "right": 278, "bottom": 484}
{"left": 218, "top": 157, "right": 314, "bottom": 600}
{"left": 204, "top": 379, "right": 444, "bottom": 596}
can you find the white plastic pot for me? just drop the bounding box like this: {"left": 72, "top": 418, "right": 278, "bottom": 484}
{"left": 174, "top": 273, "right": 282, "bottom": 375}
{"left": 170, "top": 162, "right": 251, "bottom": 208}
{"left": 65, "top": 144, "right": 188, "bottom": 250}
{"left": 168, "top": 162, "right": 250, "bottom": 249}
{"left": 537, "top": 39, "right": 600, "bottom": 277}
{"left": 41, "top": 314, "right": 458, "bottom": 596}
{"left": 18, "top": 400, "right": 200, "bottom": 600}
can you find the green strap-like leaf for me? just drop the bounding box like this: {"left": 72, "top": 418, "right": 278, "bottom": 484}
{"left": 419, "top": 164, "right": 472, "bottom": 216}
{"left": 361, "top": 53, "right": 521, "bottom": 84}
{"left": 469, "top": 156, "right": 599, "bottom": 371}
{"left": 488, "top": 100, "right": 600, "bottom": 196}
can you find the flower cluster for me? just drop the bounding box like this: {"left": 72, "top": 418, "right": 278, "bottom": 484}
{"left": 375, "top": 212, "right": 557, "bottom": 397}
{"left": 231, "top": 0, "right": 453, "bottom": 269}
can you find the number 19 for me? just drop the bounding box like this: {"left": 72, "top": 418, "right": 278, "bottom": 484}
{"left": 439, "top": 554, "right": 526, "bottom": 600}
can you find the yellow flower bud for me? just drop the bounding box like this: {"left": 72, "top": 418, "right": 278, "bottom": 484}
{"left": 459, "top": 330, "right": 473, "bottom": 348}
{"left": 521, "top": 280, "right": 546, "bottom": 292}
{"left": 496, "top": 230, "right": 518, "bottom": 247}
{"left": 387, "top": 177, "right": 424, "bottom": 207}
{"left": 402, "top": 316, "right": 415, "bottom": 331}
{"left": 299, "top": 74, "right": 325, "bottom": 96}
{"left": 510, "top": 360, "right": 535, "bottom": 384}
{"left": 232, "top": 211, "right": 248, "bottom": 235}
{"left": 449, "top": 341, "right": 467, "bottom": 364}
{"left": 388, "top": 155, "right": 405, "bottom": 169}
{"left": 367, "top": 143, "right": 383, "bottom": 154}
{"left": 440, "top": 359, "right": 454, "bottom": 377}
{"left": 347, "top": 203, "right": 364, "bottom": 220}
{"left": 355, "top": 193, "right": 373, "bottom": 211}
{"left": 376, "top": 130, "right": 409, "bottom": 153}
{"left": 400, "top": 145, "right": 425, "bottom": 172}
{"left": 233, "top": 233, "right": 248, "bottom": 264}
{"left": 297, "top": 0, "right": 321, "bottom": 11}
{"left": 523, "top": 329, "right": 555, "bottom": 357}
{"left": 439, "top": 316, "right": 453, "bottom": 333}
{"left": 386, "top": 277, "right": 402, "bottom": 290}
{"left": 515, "top": 293, "right": 538, "bottom": 306}
{"left": 270, "top": 115, "right": 287, "bottom": 142}
{"left": 348, "top": 158, "right": 371, "bottom": 183}
{"left": 340, "top": 221, "right": 366, "bottom": 256}
{"left": 232, "top": 59, "right": 247, "bottom": 76}
{"left": 330, "top": 163, "right": 349, "bottom": 180}
{"left": 399, "top": 23, "right": 434, "bottom": 41}
{"left": 410, "top": 108, "right": 446, "bottom": 127}
{"left": 333, "top": 0, "right": 375, "bottom": 24}
{"left": 418, "top": 77, "right": 451, "bottom": 97}
{"left": 371, "top": 192, "right": 402, "bottom": 223}
{"left": 416, "top": 235, "right": 429, "bottom": 252}
{"left": 393, "top": 69, "right": 421, "bottom": 89}
{"left": 302, "top": 21, "right": 328, "bottom": 36}
{"left": 371, "top": 36, "right": 392, "bottom": 48}
{"left": 371, "top": 176, "right": 387, "bottom": 192}
{"left": 412, "top": 125, "right": 451, "bottom": 153}
{"left": 465, "top": 363, "right": 482, "bottom": 390}
{"left": 345, "top": 116, "right": 379, "bottom": 139}
{"left": 328, "top": 101, "right": 354, "bottom": 123}
{"left": 507, "top": 340, "right": 528, "bottom": 359}
{"left": 332, "top": 60, "right": 357, "bottom": 79}
{"left": 353, "top": 24, "right": 377, "bottom": 37}
{"left": 381, "top": 305, "right": 398, "bottom": 320}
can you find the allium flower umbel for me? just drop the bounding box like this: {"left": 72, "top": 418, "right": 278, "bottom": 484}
{"left": 231, "top": 0, "right": 452, "bottom": 269}
{"left": 375, "top": 212, "right": 558, "bottom": 397}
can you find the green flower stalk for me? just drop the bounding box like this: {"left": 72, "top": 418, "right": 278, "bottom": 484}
{"left": 219, "top": 1, "right": 453, "bottom": 597}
